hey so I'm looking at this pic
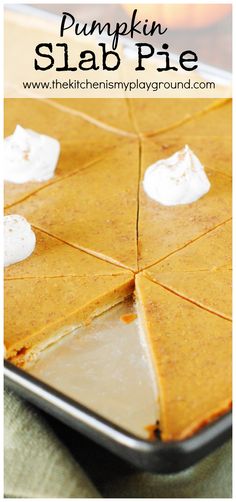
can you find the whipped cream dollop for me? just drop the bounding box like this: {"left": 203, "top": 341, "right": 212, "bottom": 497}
{"left": 4, "top": 215, "right": 36, "bottom": 267}
{"left": 4, "top": 125, "right": 60, "bottom": 183}
{"left": 143, "top": 145, "right": 211, "bottom": 206}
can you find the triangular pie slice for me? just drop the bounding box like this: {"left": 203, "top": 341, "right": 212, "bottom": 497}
{"left": 4, "top": 227, "right": 128, "bottom": 279}
{"left": 7, "top": 139, "right": 140, "bottom": 271}
{"left": 5, "top": 272, "right": 134, "bottom": 367}
{"left": 50, "top": 98, "right": 136, "bottom": 135}
{"left": 4, "top": 98, "right": 130, "bottom": 208}
{"left": 128, "top": 98, "right": 227, "bottom": 136}
{"left": 144, "top": 133, "right": 231, "bottom": 178}
{"left": 155, "top": 99, "right": 232, "bottom": 139}
{"left": 144, "top": 221, "right": 231, "bottom": 320}
{"left": 135, "top": 273, "right": 232, "bottom": 441}
{"left": 138, "top": 137, "right": 232, "bottom": 270}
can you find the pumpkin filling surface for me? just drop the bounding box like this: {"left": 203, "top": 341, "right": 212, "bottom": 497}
{"left": 4, "top": 97, "right": 232, "bottom": 441}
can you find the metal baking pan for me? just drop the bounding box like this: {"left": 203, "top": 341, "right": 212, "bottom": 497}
{"left": 4, "top": 361, "right": 232, "bottom": 474}
{"left": 4, "top": 4, "right": 232, "bottom": 474}
{"left": 4, "top": 300, "right": 232, "bottom": 474}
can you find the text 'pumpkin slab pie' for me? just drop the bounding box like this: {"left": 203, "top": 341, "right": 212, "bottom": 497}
{"left": 4, "top": 98, "right": 131, "bottom": 208}
{"left": 128, "top": 98, "right": 226, "bottom": 137}
{"left": 50, "top": 98, "right": 136, "bottom": 135}
{"left": 144, "top": 220, "right": 232, "bottom": 320}
{"left": 5, "top": 272, "right": 134, "bottom": 367}
{"left": 7, "top": 139, "right": 140, "bottom": 271}
{"left": 135, "top": 273, "right": 232, "bottom": 441}
{"left": 5, "top": 227, "right": 128, "bottom": 280}
{"left": 138, "top": 137, "right": 232, "bottom": 270}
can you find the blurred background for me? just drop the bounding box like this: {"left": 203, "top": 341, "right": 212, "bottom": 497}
{"left": 35, "top": 3, "right": 232, "bottom": 71}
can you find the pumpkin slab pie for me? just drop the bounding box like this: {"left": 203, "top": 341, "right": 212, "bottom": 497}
{"left": 5, "top": 227, "right": 134, "bottom": 366}
{"left": 7, "top": 139, "right": 140, "bottom": 271}
{"left": 138, "top": 136, "right": 232, "bottom": 270}
{"left": 4, "top": 98, "right": 132, "bottom": 208}
{"left": 4, "top": 98, "right": 232, "bottom": 442}
{"left": 135, "top": 273, "right": 232, "bottom": 441}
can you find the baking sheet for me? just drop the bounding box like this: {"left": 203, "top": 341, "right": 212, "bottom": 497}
{"left": 5, "top": 3, "right": 231, "bottom": 445}
{"left": 28, "top": 299, "right": 159, "bottom": 439}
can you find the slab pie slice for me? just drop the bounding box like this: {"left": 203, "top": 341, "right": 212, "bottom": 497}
{"left": 4, "top": 98, "right": 130, "bottom": 208}
{"left": 144, "top": 221, "right": 232, "bottom": 320}
{"left": 128, "top": 98, "right": 227, "bottom": 137}
{"left": 155, "top": 99, "right": 232, "bottom": 139}
{"left": 4, "top": 227, "right": 128, "bottom": 280}
{"left": 135, "top": 273, "right": 232, "bottom": 441}
{"left": 5, "top": 225, "right": 134, "bottom": 366}
{"left": 146, "top": 133, "right": 231, "bottom": 178}
{"left": 138, "top": 137, "right": 232, "bottom": 270}
{"left": 5, "top": 273, "right": 134, "bottom": 367}
{"left": 7, "top": 139, "right": 140, "bottom": 271}
{"left": 50, "top": 98, "right": 136, "bottom": 135}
